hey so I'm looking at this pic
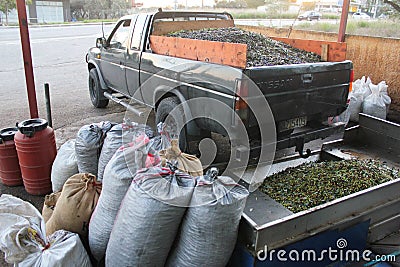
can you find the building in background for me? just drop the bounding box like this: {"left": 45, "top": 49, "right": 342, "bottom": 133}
{"left": 131, "top": 0, "right": 143, "bottom": 8}
{"left": 289, "top": 0, "right": 362, "bottom": 13}
{"left": 29, "top": 0, "right": 71, "bottom": 23}
{"left": 0, "top": 0, "right": 70, "bottom": 24}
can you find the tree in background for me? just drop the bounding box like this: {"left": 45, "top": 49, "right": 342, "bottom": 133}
{"left": 360, "top": 0, "right": 399, "bottom": 16}
{"left": 0, "top": 0, "right": 31, "bottom": 25}
{"left": 0, "top": 0, "right": 16, "bottom": 25}
{"left": 244, "top": 0, "right": 265, "bottom": 9}
{"left": 110, "top": 0, "right": 131, "bottom": 18}
{"left": 82, "top": 0, "right": 130, "bottom": 19}
{"left": 262, "top": 0, "right": 291, "bottom": 12}
{"left": 216, "top": 0, "right": 247, "bottom": 8}
{"left": 83, "top": 0, "right": 110, "bottom": 19}
{"left": 383, "top": 0, "right": 400, "bottom": 12}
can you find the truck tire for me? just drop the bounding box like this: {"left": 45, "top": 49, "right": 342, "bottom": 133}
{"left": 89, "top": 68, "right": 109, "bottom": 108}
{"left": 156, "top": 96, "right": 188, "bottom": 151}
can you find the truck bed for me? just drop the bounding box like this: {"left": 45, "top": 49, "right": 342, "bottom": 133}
{"left": 150, "top": 18, "right": 347, "bottom": 67}
{"left": 149, "top": 16, "right": 352, "bottom": 128}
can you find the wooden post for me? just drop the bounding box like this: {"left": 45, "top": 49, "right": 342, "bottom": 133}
{"left": 16, "top": 0, "right": 39, "bottom": 119}
{"left": 338, "top": 0, "right": 350, "bottom": 43}
{"left": 321, "top": 44, "right": 330, "bottom": 61}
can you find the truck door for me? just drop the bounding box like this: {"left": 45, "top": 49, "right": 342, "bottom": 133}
{"left": 100, "top": 17, "right": 136, "bottom": 95}
{"left": 126, "top": 14, "right": 149, "bottom": 100}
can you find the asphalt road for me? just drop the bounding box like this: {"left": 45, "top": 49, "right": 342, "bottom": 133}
{"left": 0, "top": 23, "right": 126, "bottom": 131}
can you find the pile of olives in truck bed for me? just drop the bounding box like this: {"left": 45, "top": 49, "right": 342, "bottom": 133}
{"left": 259, "top": 159, "right": 399, "bottom": 213}
{"left": 167, "top": 27, "right": 323, "bottom": 67}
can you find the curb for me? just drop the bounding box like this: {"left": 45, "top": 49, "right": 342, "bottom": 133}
{"left": 0, "top": 21, "right": 115, "bottom": 28}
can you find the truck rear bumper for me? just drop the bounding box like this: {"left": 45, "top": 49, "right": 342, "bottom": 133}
{"left": 248, "top": 122, "right": 345, "bottom": 159}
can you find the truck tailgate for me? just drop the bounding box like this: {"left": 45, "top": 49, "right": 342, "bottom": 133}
{"left": 244, "top": 61, "right": 352, "bottom": 126}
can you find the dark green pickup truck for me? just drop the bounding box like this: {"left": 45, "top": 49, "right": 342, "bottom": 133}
{"left": 86, "top": 11, "right": 352, "bottom": 163}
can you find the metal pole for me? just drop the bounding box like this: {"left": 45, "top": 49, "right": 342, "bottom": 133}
{"left": 373, "top": 0, "right": 379, "bottom": 18}
{"left": 44, "top": 83, "right": 53, "bottom": 128}
{"left": 16, "top": 0, "right": 39, "bottom": 119}
{"left": 338, "top": 0, "right": 350, "bottom": 43}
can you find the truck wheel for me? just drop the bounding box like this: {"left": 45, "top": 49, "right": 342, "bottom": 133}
{"left": 89, "top": 68, "right": 109, "bottom": 108}
{"left": 156, "top": 96, "right": 188, "bottom": 151}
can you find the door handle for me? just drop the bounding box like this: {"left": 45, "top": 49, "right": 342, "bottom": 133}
{"left": 301, "top": 74, "right": 313, "bottom": 84}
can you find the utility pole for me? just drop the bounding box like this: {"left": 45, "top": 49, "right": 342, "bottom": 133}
{"left": 5, "top": 2, "right": 9, "bottom": 26}
{"left": 16, "top": 0, "right": 39, "bottom": 119}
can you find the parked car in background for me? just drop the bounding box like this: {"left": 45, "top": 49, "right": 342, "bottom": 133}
{"left": 297, "top": 11, "right": 322, "bottom": 21}
{"left": 378, "top": 13, "right": 388, "bottom": 19}
{"left": 352, "top": 12, "right": 371, "bottom": 19}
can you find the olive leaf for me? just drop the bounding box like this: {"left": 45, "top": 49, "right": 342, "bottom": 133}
{"left": 259, "top": 159, "right": 399, "bottom": 213}
{"left": 167, "top": 27, "right": 322, "bottom": 67}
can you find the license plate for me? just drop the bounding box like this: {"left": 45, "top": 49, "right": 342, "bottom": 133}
{"left": 278, "top": 116, "right": 307, "bottom": 132}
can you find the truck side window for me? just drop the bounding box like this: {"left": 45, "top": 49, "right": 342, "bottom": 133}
{"left": 131, "top": 15, "right": 148, "bottom": 50}
{"left": 109, "top": 19, "right": 131, "bottom": 50}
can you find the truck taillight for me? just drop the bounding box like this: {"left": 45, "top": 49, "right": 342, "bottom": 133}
{"left": 234, "top": 78, "right": 249, "bottom": 122}
{"left": 349, "top": 69, "right": 354, "bottom": 92}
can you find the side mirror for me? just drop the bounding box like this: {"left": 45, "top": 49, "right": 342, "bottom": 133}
{"left": 96, "top": 37, "right": 106, "bottom": 48}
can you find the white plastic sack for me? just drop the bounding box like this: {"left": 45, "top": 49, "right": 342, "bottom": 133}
{"left": 89, "top": 134, "right": 160, "bottom": 261}
{"left": 105, "top": 166, "right": 195, "bottom": 267}
{"left": 328, "top": 101, "right": 350, "bottom": 126}
{"left": 147, "top": 122, "right": 173, "bottom": 152}
{"left": 166, "top": 168, "right": 249, "bottom": 267}
{"left": 51, "top": 139, "right": 78, "bottom": 192}
{"left": 97, "top": 123, "right": 155, "bottom": 182}
{"left": 97, "top": 124, "right": 124, "bottom": 182}
{"left": 75, "top": 121, "right": 113, "bottom": 175}
{"left": 0, "top": 194, "right": 45, "bottom": 263}
{"left": 17, "top": 230, "right": 92, "bottom": 267}
{"left": 359, "top": 76, "right": 372, "bottom": 99}
{"left": 348, "top": 76, "right": 372, "bottom": 123}
{"left": 363, "top": 83, "right": 388, "bottom": 120}
{"left": 348, "top": 90, "right": 364, "bottom": 122}
{"left": 0, "top": 194, "right": 91, "bottom": 267}
{"left": 378, "top": 81, "right": 391, "bottom": 113}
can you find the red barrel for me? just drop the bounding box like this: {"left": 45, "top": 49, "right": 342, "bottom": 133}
{"left": 0, "top": 128, "right": 23, "bottom": 186}
{"left": 15, "top": 119, "right": 57, "bottom": 195}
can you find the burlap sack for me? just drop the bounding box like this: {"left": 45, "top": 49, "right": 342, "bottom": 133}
{"left": 41, "top": 192, "right": 61, "bottom": 223}
{"left": 46, "top": 173, "right": 102, "bottom": 237}
{"left": 159, "top": 139, "right": 203, "bottom": 177}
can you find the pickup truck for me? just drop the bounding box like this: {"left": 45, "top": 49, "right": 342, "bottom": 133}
{"left": 86, "top": 11, "right": 353, "bottom": 162}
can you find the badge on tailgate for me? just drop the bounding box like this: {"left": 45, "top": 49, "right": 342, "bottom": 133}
{"left": 278, "top": 116, "right": 307, "bottom": 132}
